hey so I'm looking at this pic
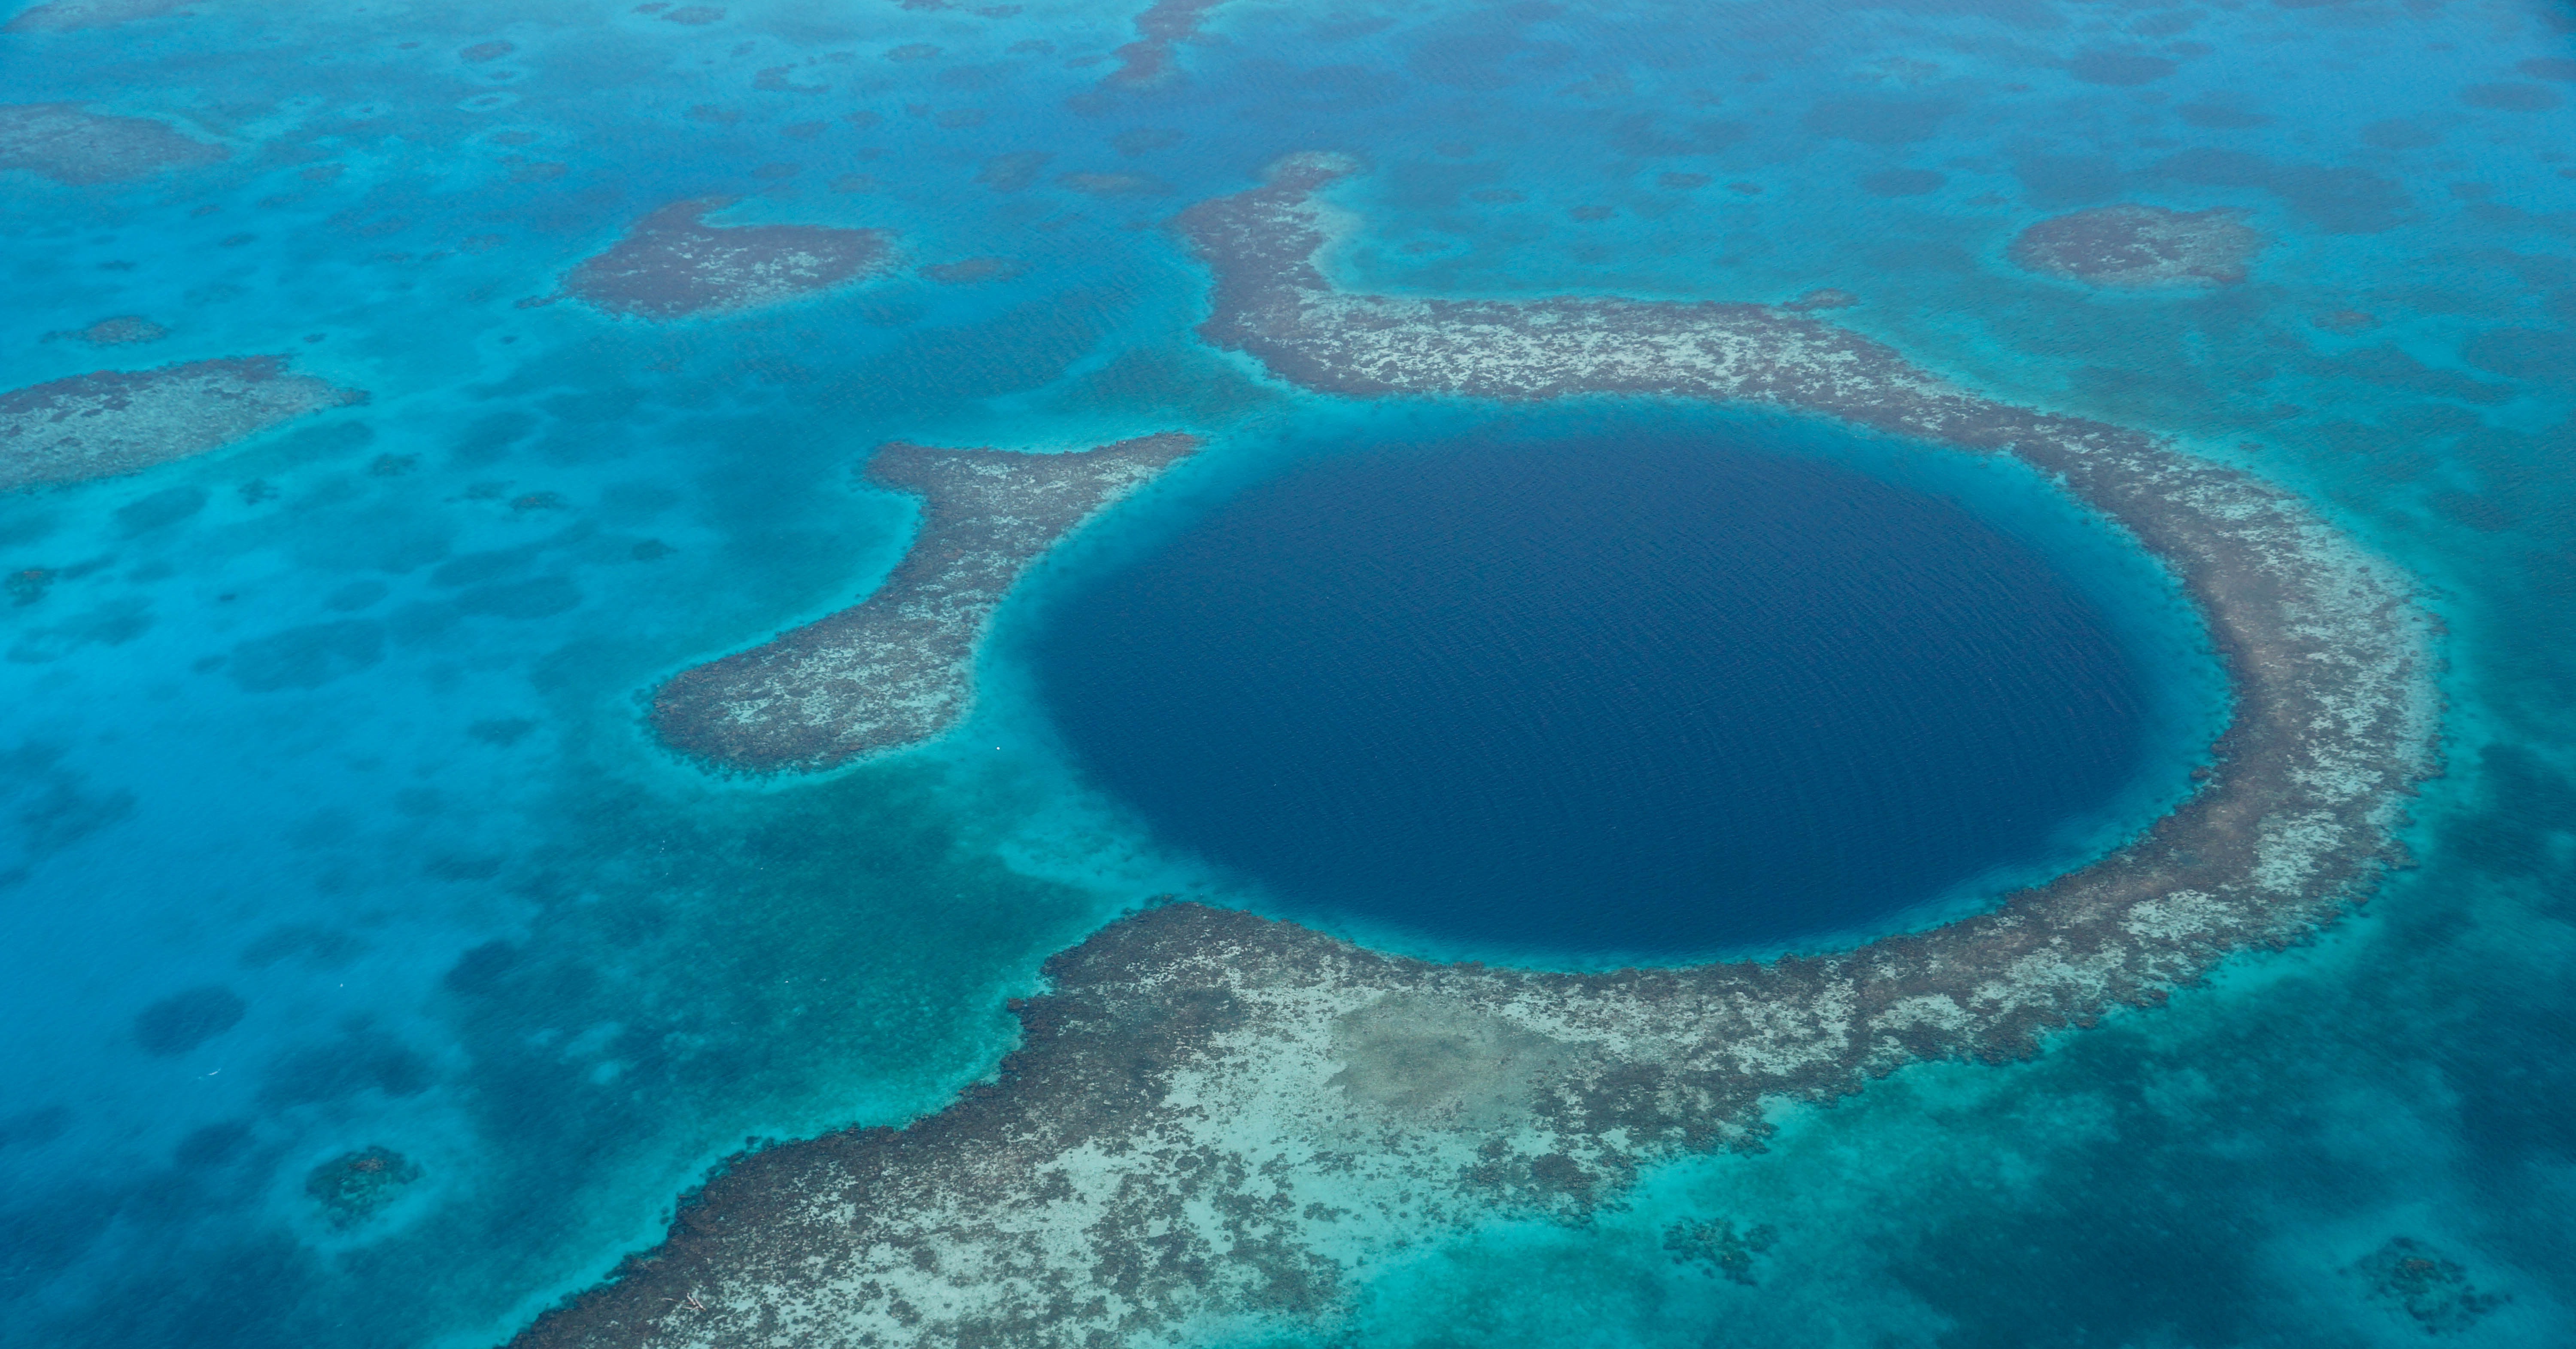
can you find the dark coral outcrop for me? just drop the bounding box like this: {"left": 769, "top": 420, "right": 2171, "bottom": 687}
{"left": 2010, "top": 204, "right": 2265, "bottom": 288}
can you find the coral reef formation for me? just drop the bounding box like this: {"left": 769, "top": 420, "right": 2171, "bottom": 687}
{"left": 2347, "top": 1237, "right": 2507, "bottom": 1334}
{"left": 512, "top": 157, "right": 2437, "bottom": 1349}
{"left": 0, "top": 102, "right": 226, "bottom": 183}
{"left": 2, "top": 356, "right": 365, "bottom": 492}
{"left": 1100, "top": 0, "right": 1228, "bottom": 89}
{"left": 562, "top": 198, "right": 890, "bottom": 320}
{"left": 2010, "top": 204, "right": 2265, "bottom": 288}
{"left": 306, "top": 1146, "right": 422, "bottom": 1230}
{"left": 1662, "top": 1217, "right": 1779, "bottom": 1285}
{"left": 45, "top": 315, "right": 167, "bottom": 347}
{"left": 651, "top": 435, "right": 1201, "bottom": 773}
{"left": 3, "top": 0, "right": 192, "bottom": 31}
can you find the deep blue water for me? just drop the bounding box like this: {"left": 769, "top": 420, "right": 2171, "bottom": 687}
{"left": 1036, "top": 426, "right": 2153, "bottom": 958}
{"left": 4, "top": 0, "right": 2574, "bottom": 1344}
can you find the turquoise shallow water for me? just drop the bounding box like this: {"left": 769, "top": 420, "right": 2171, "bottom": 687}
{"left": 1, "top": 0, "right": 2571, "bottom": 1345}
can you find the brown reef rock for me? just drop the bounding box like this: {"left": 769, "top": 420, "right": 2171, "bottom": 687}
{"left": 0, "top": 102, "right": 227, "bottom": 183}
{"left": 651, "top": 434, "right": 1201, "bottom": 773}
{"left": 561, "top": 198, "right": 891, "bottom": 320}
{"left": 2, "top": 356, "right": 365, "bottom": 492}
{"left": 2010, "top": 204, "right": 2265, "bottom": 288}
{"left": 510, "top": 157, "right": 2438, "bottom": 1349}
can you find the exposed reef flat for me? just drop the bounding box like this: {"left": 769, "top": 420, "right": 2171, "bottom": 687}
{"left": 2, "top": 356, "right": 365, "bottom": 492}
{"left": 2010, "top": 204, "right": 2265, "bottom": 288}
{"left": 561, "top": 198, "right": 891, "bottom": 320}
{"left": 651, "top": 435, "right": 1200, "bottom": 774}
{"left": 515, "top": 156, "right": 2439, "bottom": 1348}
{"left": 0, "top": 102, "right": 227, "bottom": 183}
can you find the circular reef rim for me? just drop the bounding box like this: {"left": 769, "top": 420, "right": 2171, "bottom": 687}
{"left": 525, "top": 155, "right": 2443, "bottom": 1349}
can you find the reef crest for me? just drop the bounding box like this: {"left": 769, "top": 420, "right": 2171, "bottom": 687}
{"left": 652, "top": 434, "right": 1201, "bottom": 773}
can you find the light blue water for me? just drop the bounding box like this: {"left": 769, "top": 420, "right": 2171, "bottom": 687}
{"left": 1, "top": 0, "right": 2571, "bottom": 1345}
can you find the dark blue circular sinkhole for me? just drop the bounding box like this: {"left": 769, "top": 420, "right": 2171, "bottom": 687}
{"left": 1030, "top": 429, "right": 2159, "bottom": 960}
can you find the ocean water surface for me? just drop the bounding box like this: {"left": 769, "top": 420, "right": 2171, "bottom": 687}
{"left": 1032, "top": 412, "right": 2205, "bottom": 962}
{"left": 0, "top": 0, "right": 2571, "bottom": 1345}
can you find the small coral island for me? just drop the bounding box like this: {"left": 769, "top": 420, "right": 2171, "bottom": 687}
{"left": 651, "top": 434, "right": 1201, "bottom": 773}
{"left": 561, "top": 198, "right": 891, "bottom": 320}
{"left": 2010, "top": 204, "right": 2265, "bottom": 288}
{"left": 517, "top": 157, "right": 2438, "bottom": 1349}
{"left": 2, "top": 356, "right": 364, "bottom": 492}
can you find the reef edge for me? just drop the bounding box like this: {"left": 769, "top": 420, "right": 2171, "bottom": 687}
{"left": 509, "top": 154, "right": 2441, "bottom": 1349}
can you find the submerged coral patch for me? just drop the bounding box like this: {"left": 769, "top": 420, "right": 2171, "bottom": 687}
{"left": 0, "top": 102, "right": 227, "bottom": 183}
{"left": 1, "top": 356, "right": 366, "bottom": 491}
{"left": 46, "top": 315, "right": 167, "bottom": 347}
{"left": 3, "top": 0, "right": 194, "bottom": 30}
{"left": 1097, "top": 0, "right": 1230, "bottom": 89}
{"left": 2010, "top": 204, "right": 2264, "bottom": 288}
{"left": 2346, "top": 1237, "right": 2508, "bottom": 1333}
{"left": 133, "top": 985, "right": 246, "bottom": 1056}
{"left": 305, "top": 1146, "right": 422, "bottom": 1229}
{"left": 561, "top": 198, "right": 891, "bottom": 320}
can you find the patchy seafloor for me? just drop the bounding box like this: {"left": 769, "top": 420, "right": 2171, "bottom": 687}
{"left": 0, "top": 356, "right": 363, "bottom": 491}
{"left": 511, "top": 160, "right": 2441, "bottom": 1349}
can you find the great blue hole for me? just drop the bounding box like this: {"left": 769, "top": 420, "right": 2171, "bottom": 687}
{"left": 1030, "top": 424, "right": 2167, "bottom": 962}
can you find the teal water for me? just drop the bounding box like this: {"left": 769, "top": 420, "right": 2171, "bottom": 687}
{"left": 1, "top": 0, "right": 2570, "bottom": 1345}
